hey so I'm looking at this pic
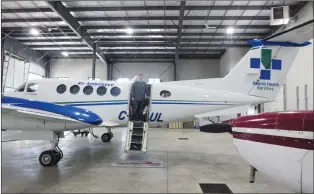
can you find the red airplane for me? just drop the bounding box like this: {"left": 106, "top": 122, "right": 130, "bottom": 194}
{"left": 201, "top": 110, "right": 314, "bottom": 193}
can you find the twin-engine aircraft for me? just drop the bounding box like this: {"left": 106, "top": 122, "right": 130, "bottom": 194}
{"left": 1, "top": 21, "right": 313, "bottom": 168}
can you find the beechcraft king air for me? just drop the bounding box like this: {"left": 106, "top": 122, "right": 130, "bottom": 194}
{"left": 2, "top": 21, "right": 313, "bottom": 167}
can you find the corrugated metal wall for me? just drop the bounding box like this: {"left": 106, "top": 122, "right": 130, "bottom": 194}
{"left": 177, "top": 59, "right": 220, "bottom": 80}
{"left": 263, "top": 1, "right": 313, "bottom": 111}
{"left": 220, "top": 47, "right": 250, "bottom": 77}
{"left": 3, "top": 55, "right": 45, "bottom": 92}
{"left": 112, "top": 59, "right": 220, "bottom": 81}
{"left": 50, "top": 58, "right": 107, "bottom": 80}
{"left": 264, "top": 39, "right": 314, "bottom": 111}
{"left": 112, "top": 62, "right": 174, "bottom": 81}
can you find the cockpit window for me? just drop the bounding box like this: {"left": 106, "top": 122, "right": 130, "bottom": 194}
{"left": 26, "top": 83, "right": 38, "bottom": 92}
{"left": 160, "top": 90, "right": 171, "bottom": 98}
{"left": 16, "top": 83, "right": 26, "bottom": 92}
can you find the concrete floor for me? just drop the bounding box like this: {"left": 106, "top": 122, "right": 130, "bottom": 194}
{"left": 2, "top": 128, "right": 291, "bottom": 193}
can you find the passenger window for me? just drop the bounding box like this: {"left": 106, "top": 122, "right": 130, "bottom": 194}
{"left": 110, "top": 86, "right": 121, "bottom": 96}
{"left": 97, "top": 86, "right": 107, "bottom": 96}
{"left": 56, "top": 84, "right": 67, "bottom": 94}
{"left": 70, "top": 85, "right": 80, "bottom": 94}
{"left": 83, "top": 86, "right": 93, "bottom": 95}
{"left": 160, "top": 90, "right": 171, "bottom": 98}
{"left": 27, "top": 83, "right": 38, "bottom": 92}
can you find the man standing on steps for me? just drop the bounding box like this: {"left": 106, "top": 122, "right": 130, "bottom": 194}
{"left": 131, "top": 73, "right": 149, "bottom": 121}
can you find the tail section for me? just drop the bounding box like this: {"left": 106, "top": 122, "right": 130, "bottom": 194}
{"left": 222, "top": 21, "right": 313, "bottom": 100}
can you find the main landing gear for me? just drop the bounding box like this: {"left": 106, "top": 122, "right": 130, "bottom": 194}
{"left": 39, "top": 132, "right": 63, "bottom": 167}
{"left": 101, "top": 127, "right": 113, "bottom": 142}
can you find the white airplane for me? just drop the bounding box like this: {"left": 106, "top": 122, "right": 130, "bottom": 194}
{"left": 200, "top": 110, "right": 314, "bottom": 193}
{"left": 1, "top": 21, "right": 313, "bottom": 167}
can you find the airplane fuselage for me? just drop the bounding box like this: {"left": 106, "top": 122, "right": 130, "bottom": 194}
{"left": 4, "top": 79, "right": 267, "bottom": 130}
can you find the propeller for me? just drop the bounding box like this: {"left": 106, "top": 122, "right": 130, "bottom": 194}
{"left": 204, "top": 24, "right": 217, "bottom": 30}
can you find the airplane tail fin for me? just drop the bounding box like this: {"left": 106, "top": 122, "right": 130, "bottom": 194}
{"left": 223, "top": 20, "right": 313, "bottom": 100}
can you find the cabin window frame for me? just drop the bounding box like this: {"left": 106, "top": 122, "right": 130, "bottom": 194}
{"left": 83, "top": 85, "right": 94, "bottom": 95}
{"left": 56, "top": 84, "right": 67, "bottom": 94}
{"left": 96, "top": 86, "right": 107, "bottom": 96}
{"left": 110, "top": 86, "right": 121, "bottom": 97}
{"left": 160, "top": 90, "right": 171, "bottom": 98}
{"left": 70, "top": 85, "right": 80, "bottom": 95}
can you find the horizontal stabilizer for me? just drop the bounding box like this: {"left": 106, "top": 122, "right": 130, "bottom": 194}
{"left": 194, "top": 105, "right": 250, "bottom": 118}
{"left": 264, "top": 20, "right": 314, "bottom": 43}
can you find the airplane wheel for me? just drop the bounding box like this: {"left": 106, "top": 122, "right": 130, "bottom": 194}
{"left": 101, "top": 133, "right": 112, "bottom": 142}
{"left": 39, "top": 150, "right": 57, "bottom": 167}
{"left": 53, "top": 151, "right": 62, "bottom": 164}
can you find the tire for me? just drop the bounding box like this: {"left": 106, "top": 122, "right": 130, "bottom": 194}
{"left": 39, "top": 150, "right": 57, "bottom": 167}
{"left": 53, "top": 151, "right": 62, "bottom": 164}
{"left": 101, "top": 133, "right": 112, "bottom": 142}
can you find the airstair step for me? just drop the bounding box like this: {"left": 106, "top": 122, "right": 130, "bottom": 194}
{"left": 132, "top": 128, "right": 143, "bottom": 135}
{"left": 125, "top": 121, "right": 148, "bottom": 152}
{"left": 130, "top": 143, "right": 142, "bottom": 150}
{"left": 131, "top": 142, "right": 142, "bottom": 144}
{"left": 131, "top": 135, "right": 143, "bottom": 143}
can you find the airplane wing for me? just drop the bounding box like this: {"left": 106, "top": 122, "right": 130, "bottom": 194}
{"left": 2, "top": 96, "right": 104, "bottom": 131}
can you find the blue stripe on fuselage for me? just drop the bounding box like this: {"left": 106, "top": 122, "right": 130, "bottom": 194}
{"left": 60, "top": 100, "right": 237, "bottom": 106}
{"left": 2, "top": 96, "right": 103, "bottom": 125}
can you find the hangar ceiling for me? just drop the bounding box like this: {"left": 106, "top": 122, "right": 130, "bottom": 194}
{"left": 1, "top": 1, "right": 308, "bottom": 64}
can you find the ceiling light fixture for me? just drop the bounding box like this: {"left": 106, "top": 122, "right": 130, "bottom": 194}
{"left": 30, "top": 28, "right": 39, "bottom": 35}
{"left": 126, "top": 28, "right": 133, "bottom": 34}
{"left": 61, "top": 51, "right": 69, "bottom": 57}
{"left": 226, "top": 27, "right": 234, "bottom": 34}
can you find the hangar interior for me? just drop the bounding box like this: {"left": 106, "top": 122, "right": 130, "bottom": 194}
{"left": 1, "top": 0, "right": 313, "bottom": 193}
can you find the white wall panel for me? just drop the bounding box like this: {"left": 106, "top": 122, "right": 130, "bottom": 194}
{"left": 3, "top": 56, "right": 45, "bottom": 92}
{"left": 113, "top": 59, "right": 220, "bottom": 82}
{"left": 264, "top": 4, "right": 313, "bottom": 112}
{"left": 112, "top": 62, "right": 174, "bottom": 81}
{"left": 177, "top": 59, "right": 220, "bottom": 80}
{"left": 50, "top": 58, "right": 107, "bottom": 80}
{"left": 264, "top": 39, "right": 313, "bottom": 111}
{"left": 29, "top": 62, "right": 45, "bottom": 76}
{"left": 220, "top": 47, "right": 250, "bottom": 77}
